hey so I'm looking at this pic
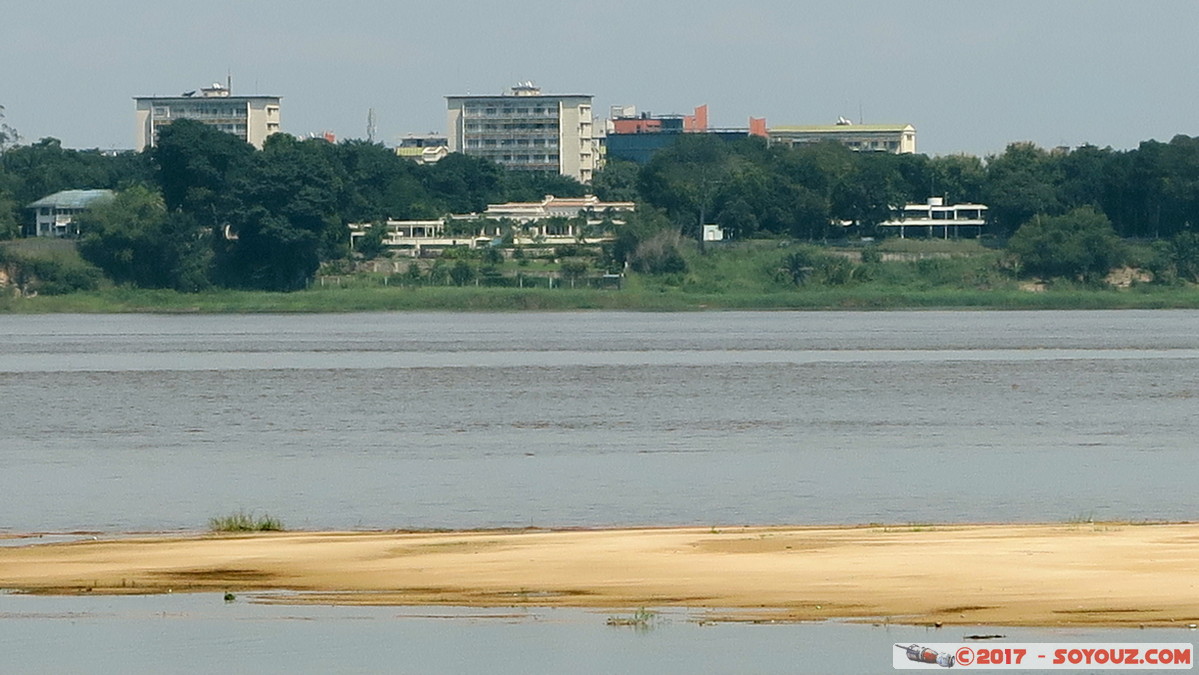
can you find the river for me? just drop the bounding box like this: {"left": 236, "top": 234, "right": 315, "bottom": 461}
{"left": 2, "top": 310, "right": 1197, "bottom": 532}
{"left": 3, "top": 310, "right": 1197, "bottom": 673}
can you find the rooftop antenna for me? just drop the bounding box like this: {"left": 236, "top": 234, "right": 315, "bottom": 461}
{"left": 227, "top": 70, "right": 232, "bottom": 93}
{"left": 367, "top": 108, "right": 377, "bottom": 143}
{"left": 858, "top": 101, "right": 863, "bottom": 125}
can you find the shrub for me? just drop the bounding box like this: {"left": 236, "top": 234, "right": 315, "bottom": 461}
{"left": 209, "top": 510, "right": 284, "bottom": 532}
{"left": 1007, "top": 207, "right": 1125, "bottom": 282}
{"left": 630, "top": 230, "right": 687, "bottom": 275}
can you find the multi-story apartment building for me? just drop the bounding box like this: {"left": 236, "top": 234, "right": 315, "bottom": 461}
{"left": 446, "top": 82, "right": 595, "bottom": 183}
{"left": 768, "top": 119, "right": 916, "bottom": 154}
{"left": 134, "top": 82, "right": 281, "bottom": 150}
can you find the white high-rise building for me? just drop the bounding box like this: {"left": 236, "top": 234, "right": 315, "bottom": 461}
{"left": 135, "top": 82, "right": 281, "bottom": 150}
{"left": 446, "top": 82, "right": 595, "bottom": 183}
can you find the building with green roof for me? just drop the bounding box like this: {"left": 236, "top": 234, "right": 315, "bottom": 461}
{"left": 26, "top": 189, "right": 114, "bottom": 237}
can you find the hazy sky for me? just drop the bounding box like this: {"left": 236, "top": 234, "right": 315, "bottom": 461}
{"left": 3, "top": 0, "right": 1197, "bottom": 157}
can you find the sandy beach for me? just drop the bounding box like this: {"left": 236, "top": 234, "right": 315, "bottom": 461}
{"left": 2, "top": 523, "right": 1197, "bottom": 627}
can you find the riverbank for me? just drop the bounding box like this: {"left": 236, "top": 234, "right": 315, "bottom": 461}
{"left": 2, "top": 523, "right": 1197, "bottom": 627}
{"left": 5, "top": 284, "right": 1199, "bottom": 313}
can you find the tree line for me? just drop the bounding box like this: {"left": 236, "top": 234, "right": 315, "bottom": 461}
{"left": 0, "top": 119, "right": 585, "bottom": 290}
{"left": 4, "top": 115, "right": 1199, "bottom": 291}
{"left": 592, "top": 133, "right": 1199, "bottom": 242}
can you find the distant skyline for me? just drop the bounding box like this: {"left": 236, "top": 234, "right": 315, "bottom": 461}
{"left": 3, "top": 0, "right": 1198, "bottom": 157}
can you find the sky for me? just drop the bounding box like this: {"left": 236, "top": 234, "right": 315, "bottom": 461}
{"left": 2, "top": 0, "right": 1198, "bottom": 157}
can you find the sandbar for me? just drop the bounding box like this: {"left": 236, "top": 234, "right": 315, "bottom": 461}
{"left": 2, "top": 523, "right": 1197, "bottom": 627}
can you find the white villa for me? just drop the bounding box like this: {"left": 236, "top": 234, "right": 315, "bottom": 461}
{"left": 878, "top": 197, "right": 988, "bottom": 238}
{"left": 26, "top": 189, "right": 115, "bottom": 237}
{"left": 349, "top": 195, "right": 636, "bottom": 254}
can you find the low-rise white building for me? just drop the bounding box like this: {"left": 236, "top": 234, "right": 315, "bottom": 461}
{"left": 482, "top": 195, "right": 635, "bottom": 223}
{"left": 26, "top": 189, "right": 115, "bottom": 237}
{"left": 878, "top": 197, "right": 988, "bottom": 238}
{"left": 349, "top": 195, "right": 636, "bottom": 254}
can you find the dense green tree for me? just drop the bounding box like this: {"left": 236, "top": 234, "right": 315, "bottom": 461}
{"left": 0, "top": 105, "right": 19, "bottom": 152}
{"left": 152, "top": 120, "right": 254, "bottom": 220}
{"left": 217, "top": 134, "right": 345, "bottom": 290}
{"left": 334, "top": 140, "right": 452, "bottom": 221}
{"left": 423, "top": 153, "right": 503, "bottom": 214}
{"left": 1152, "top": 230, "right": 1199, "bottom": 283}
{"left": 1007, "top": 207, "right": 1124, "bottom": 282}
{"left": 0, "top": 138, "right": 147, "bottom": 208}
{"left": 1055, "top": 144, "right": 1114, "bottom": 212}
{"left": 639, "top": 134, "right": 734, "bottom": 237}
{"left": 831, "top": 158, "right": 903, "bottom": 231}
{"left": 449, "top": 259, "right": 475, "bottom": 286}
{"left": 984, "top": 143, "right": 1062, "bottom": 235}
{"left": 629, "top": 229, "right": 687, "bottom": 275}
{"left": 76, "top": 185, "right": 211, "bottom": 291}
{"left": 590, "top": 158, "right": 641, "bottom": 202}
{"left": 927, "top": 154, "right": 986, "bottom": 204}
{"left": 0, "top": 192, "right": 19, "bottom": 239}
{"left": 608, "top": 206, "right": 676, "bottom": 268}
{"left": 500, "top": 170, "right": 585, "bottom": 203}
{"left": 354, "top": 221, "right": 388, "bottom": 260}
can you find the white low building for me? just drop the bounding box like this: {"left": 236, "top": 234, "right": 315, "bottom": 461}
{"left": 349, "top": 196, "right": 636, "bottom": 254}
{"left": 483, "top": 194, "right": 634, "bottom": 222}
{"left": 878, "top": 197, "right": 988, "bottom": 238}
{"left": 26, "top": 189, "right": 115, "bottom": 237}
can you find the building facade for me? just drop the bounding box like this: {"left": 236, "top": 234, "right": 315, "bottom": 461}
{"left": 603, "top": 104, "right": 767, "bottom": 163}
{"left": 446, "top": 83, "right": 595, "bottom": 183}
{"left": 26, "top": 189, "right": 115, "bottom": 237}
{"left": 135, "top": 82, "right": 281, "bottom": 150}
{"left": 396, "top": 133, "right": 449, "bottom": 164}
{"left": 348, "top": 195, "right": 635, "bottom": 254}
{"left": 768, "top": 120, "right": 916, "bottom": 154}
{"left": 878, "top": 197, "right": 987, "bottom": 238}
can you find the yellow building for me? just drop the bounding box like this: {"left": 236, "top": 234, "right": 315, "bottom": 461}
{"left": 768, "top": 120, "right": 916, "bottom": 154}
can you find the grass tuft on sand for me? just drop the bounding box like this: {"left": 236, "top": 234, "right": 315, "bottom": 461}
{"left": 208, "top": 510, "right": 284, "bottom": 532}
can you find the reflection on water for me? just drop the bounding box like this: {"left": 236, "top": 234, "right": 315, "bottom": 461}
{"left": 1, "top": 310, "right": 1198, "bottom": 532}
{"left": 0, "top": 592, "right": 1192, "bottom": 675}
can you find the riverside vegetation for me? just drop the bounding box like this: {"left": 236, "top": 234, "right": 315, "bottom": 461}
{"left": 3, "top": 118, "right": 1199, "bottom": 310}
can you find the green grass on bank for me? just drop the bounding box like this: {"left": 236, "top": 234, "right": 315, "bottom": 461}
{"left": 5, "top": 237, "right": 1199, "bottom": 312}
{"left": 5, "top": 282, "right": 1199, "bottom": 313}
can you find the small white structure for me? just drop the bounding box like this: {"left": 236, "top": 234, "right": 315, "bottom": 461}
{"left": 702, "top": 224, "right": 724, "bottom": 241}
{"left": 26, "top": 189, "right": 115, "bottom": 237}
{"left": 878, "top": 197, "right": 988, "bottom": 238}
